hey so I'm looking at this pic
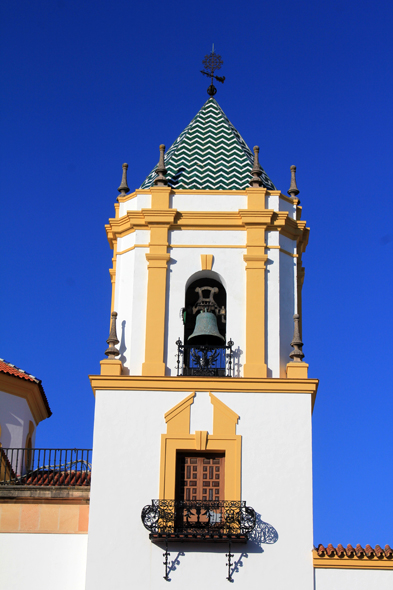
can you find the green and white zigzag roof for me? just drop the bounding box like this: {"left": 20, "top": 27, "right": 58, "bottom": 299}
{"left": 140, "top": 97, "right": 275, "bottom": 191}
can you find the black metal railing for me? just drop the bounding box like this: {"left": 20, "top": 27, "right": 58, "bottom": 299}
{"left": 176, "top": 339, "right": 234, "bottom": 377}
{"left": 141, "top": 500, "right": 256, "bottom": 540}
{"left": 0, "top": 448, "right": 92, "bottom": 486}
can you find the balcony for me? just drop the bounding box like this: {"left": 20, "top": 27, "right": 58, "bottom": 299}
{"left": 175, "top": 339, "right": 234, "bottom": 377}
{"left": 141, "top": 499, "right": 256, "bottom": 543}
{"left": 0, "top": 448, "right": 92, "bottom": 487}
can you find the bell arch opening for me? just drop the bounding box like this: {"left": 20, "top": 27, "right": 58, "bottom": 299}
{"left": 184, "top": 276, "right": 226, "bottom": 345}
{"left": 177, "top": 276, "right": 232, "bottom": 377}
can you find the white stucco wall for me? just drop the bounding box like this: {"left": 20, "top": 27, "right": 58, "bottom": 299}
{"left": 314, "top": 567, "right": 393, "bottom": 590}
{"left": 86, "top": 389, "right": 314, "bottom": 590}
{"left": 0, "top": 390, "right": 36, "bottom": 452}
{"left": 0, "top": 533, "right": 87, "bottom": 590}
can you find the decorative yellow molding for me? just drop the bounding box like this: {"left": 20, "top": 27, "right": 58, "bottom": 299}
{"left": 200, "top": 254, "right": 213, "bottom": 270}
{"left": 313, "top": 551, "right": 393, "bottom": 570}
{"left": 169, "top": 245, "right": 245, "bottom": 249}
{"left": 88, "top": 375, "right": 319, "bottom": 408}
{"left": 106, "top": 210, "right": 308, "bottom": 246}
{"left": 116, "top": 244, "right": 150, "bottom": 256}
{"left": 142, "top": 209, "right": 177, "bottom": 377}
{"left": 165, "top": 392, "right": 195, "bottom": 435}
{"left": 267, "top": 246, "right": 298, "bottom": 258}
{"left": 159, "top": 393, "right": 241, "bottom": 500}
{"left": 150, "top": 186, "right": 172, "bottom": 209}
{"left": 0, "top": 374, "right": 50, "bottom": 426}
{"left": 100, "top": 359, "right": 122, "bottom": 376}
{"left": 286, "top": 362, "right": 309, "bottom": 379}
{"left": 245, "top": 187, "right": 267, "bottom": 211}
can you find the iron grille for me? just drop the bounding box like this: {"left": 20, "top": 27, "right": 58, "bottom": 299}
{"left": 141, "top": 500, "right": 256, "bottom": 541}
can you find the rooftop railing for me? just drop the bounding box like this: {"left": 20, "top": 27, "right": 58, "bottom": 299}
{"left": 0, "top": 448, "right": 92, "bottom": 487}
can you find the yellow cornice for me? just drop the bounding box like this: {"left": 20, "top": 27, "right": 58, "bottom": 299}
{"left": 89, "top": 375, "right": 318, "bottom": 407}
{"left": 0, "top": 374, "right": 51, "bottom": 426}
{"left": 106, "top": 210, "right": 309, "bottom": 247}
{"left": 313, "top": 551, "right": 393, "bottom": 570}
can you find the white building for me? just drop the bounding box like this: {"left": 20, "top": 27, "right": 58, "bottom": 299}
{"left": 0, "top": 94, "right": 392, "bottom": 590}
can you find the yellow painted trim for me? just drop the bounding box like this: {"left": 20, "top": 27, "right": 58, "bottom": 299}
{"left": 313, "top": 551, "right": 393, "bottom": 570}
{"left": 159, "top": 394, "right": 241, "bottom": 501}
{"left": 142, "top": 209, "right": 177, "bottom": 377}
{"left": 279, "top": 193, "right": 295, "bottom": 204}
{"left": 286, "top": 362, "right": 309, "bottom": 379}
{"left": 0, "top": 374, "right": 50, "bottom": 425}
{"left": 109, "top": 240, "right": 117, "bottom": 314}
{"left": 100, "top": 359, "right": 122, "bottom": 376}
{"left": 267, "top": 246, "right": 298, "bottom": 258}
{"left": 200, "top": 254, "right": 213, "bottom": 270}
{"left": 88, "top": 375, "right": 319, "bottom": 407}
{"left": 116, "top": 244, "right": 149, "bottom": 256}
{"left": 106, "top": 210, "right": 308, "bottom": 246}
{"left": 169, "top": 244, "right": 245, "bottom": 249}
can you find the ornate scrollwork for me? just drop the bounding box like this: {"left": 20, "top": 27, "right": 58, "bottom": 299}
{"left": 141, "top": 500, "right": 256, "bottom": 538}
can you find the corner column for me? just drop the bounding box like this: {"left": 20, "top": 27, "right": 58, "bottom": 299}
{"left": 142, "top": 188, "right": 176, "bottom": 376}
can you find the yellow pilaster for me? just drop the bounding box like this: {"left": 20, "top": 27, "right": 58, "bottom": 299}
{"left": 141, "top": 191, "right": 176, "bottom": 377}
{"left": 241, "top": 194, "right": 273, "bottom": 378}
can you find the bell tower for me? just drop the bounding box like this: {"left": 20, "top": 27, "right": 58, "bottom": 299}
{"left": 86, "top": 64, "right": 318, "bottom": 589}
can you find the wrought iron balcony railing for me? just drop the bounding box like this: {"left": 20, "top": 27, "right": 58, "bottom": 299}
{"left": 141, "top": 500, "right": 256, "bottom": 542}
{"left": 0, "top": 448, "right": 92, "bottom": 487}
{"left": 175, "top": 339, "right": 234, "bottom": 377}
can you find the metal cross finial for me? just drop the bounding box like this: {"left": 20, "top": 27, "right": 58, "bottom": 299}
{"left": 288, "top": 165, "right": 300, "bottom": 198}
{"left": 105, "top": 311, "right": 120, "bottom": 359}
{"left": 250, "top": 146, "right": 263, "bottom": 187}
{"left": 289, "top": 314, "right": 304, "bottom": 361}
{"left": 201, "top": 47, "right": 225, "bottom": 97}
{"left": 118, "top": 163, "right": 130, "bottom": 196}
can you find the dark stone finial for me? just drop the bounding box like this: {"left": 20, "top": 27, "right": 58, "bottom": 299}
{"left": 289, "top": 314, "right": 304, "bottom": 361}
{"left": 250, "top": 146, "right": 262, "bottom": 187}
{"left": 105, "top": 311, "right": 120, "bottom": 359}
{"left": 118, "top": 163, "right": 130, "bottom": 196}
{"left": 154, "top": 144, "right": 168, "bottom": 186}
{"left": 287, "top": 165, "right": 299, "bottom": 198}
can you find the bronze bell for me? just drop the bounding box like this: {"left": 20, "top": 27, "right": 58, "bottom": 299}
{"left": 188, "top": 309, "right": 225, "bottom": 345}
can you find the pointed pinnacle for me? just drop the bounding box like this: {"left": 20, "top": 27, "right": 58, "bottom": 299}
{"left": 250, "top": 146, "right": 262, "bottom": 187}
{"left": 105, "top": 311, "right": 120, "bottom": 359}
{"left": 118, "top": 163, "right": 130, "bottom": 195}
{"left": 154, "top": 144, "right": 168, "bottom": 186}
{"left": 289, "top": 314, "right": 304, "bottom": 361}
{"left": 287, "top": 165, "right": 299, "bottom": 198}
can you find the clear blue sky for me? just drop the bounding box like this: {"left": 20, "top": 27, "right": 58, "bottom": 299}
{"left": 1, "top": 0, "right": 392, "bottom": 547}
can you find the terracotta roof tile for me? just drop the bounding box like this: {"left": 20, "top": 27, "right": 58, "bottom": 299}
{"left": 365, "top": 544, "right": 375, "bottom": 557}
{"left": 385, "top": 545, "right": 393, "bottom": 558}
{"left": 326, "top": 543, "right": 336, "bottom": 557}
{"left": 0, "top": 358, "right": 52, "bottom": 417}
{"left": 355, "top": 544, "right": 365, "bottom": 557}
{"left": 346, "top": 543, "right": 355, "bottom": 557}
{"left": 314, "top": 543, "right": 393, "bottom": 561}
{"left": 20, "top": 470, "right": 91, "bottom": 486}
{"left": 336, "top": 544, "right": 345, "bottom": 557}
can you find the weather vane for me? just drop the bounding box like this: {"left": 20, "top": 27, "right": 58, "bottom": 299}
{"left": 201, "top": 44, "right": 225, "bottom": 96}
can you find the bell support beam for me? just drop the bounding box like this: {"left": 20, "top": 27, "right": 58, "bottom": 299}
{"left": 142, "top": 191, "right": 176, "bottom": 377}
{"left": 240, "top": 200, "right": 274, "bottom": 379}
